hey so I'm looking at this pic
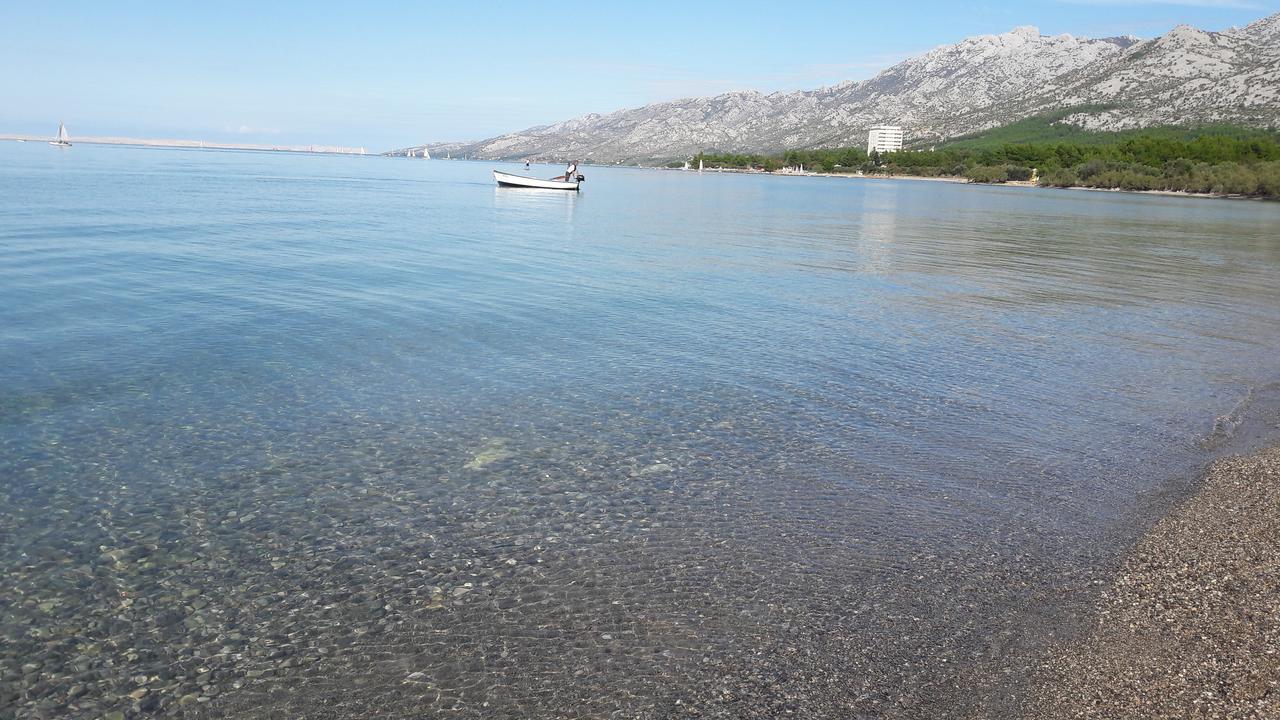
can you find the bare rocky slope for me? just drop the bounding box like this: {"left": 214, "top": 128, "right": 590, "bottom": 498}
{"left": 402, "top": 13, "right": 1280, "bottom": 163}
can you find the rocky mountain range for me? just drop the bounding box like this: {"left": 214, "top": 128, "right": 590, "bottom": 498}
{"left": 402, "top": 13, "right": 1280, "bottom": 163}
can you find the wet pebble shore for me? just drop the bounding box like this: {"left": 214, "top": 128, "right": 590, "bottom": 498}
{"left": 1029, "top": 445, "right": 1280, "bottom": 718}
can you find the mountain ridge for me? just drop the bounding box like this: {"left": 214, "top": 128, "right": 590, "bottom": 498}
{"left": 397, "top": 13, "right": 1280, "bottom": 163}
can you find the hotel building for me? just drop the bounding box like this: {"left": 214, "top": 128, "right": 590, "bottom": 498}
{"left": 866, "top": 125, "right": 905, "bottom": 154}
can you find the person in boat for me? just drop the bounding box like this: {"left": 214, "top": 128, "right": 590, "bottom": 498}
{"left": 553, "top": 161, "right": 578, "bottom": 182}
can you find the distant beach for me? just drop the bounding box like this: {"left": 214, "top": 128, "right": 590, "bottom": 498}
{"left": 674, "top": 164, "right": 1275, "bottom": 200}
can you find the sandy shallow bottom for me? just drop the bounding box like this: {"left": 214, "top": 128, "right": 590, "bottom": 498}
{"left": 1028, "top": 445, "right": 1280, "bottom": 719}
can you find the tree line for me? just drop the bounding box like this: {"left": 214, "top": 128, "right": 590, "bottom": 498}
{"left": 687, "top": 127, "right": 1280, "bottom": 198}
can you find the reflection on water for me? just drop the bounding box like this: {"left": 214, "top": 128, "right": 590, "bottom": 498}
{"left": 1, "top": 145, "right": 1279, "bottom": 719}
{"left": 491, "top": 183, "right": 579, "bottom": 221}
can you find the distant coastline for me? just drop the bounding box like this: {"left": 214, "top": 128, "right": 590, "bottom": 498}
{"left": 0, "top": 134, "right": 367, "bottom": 155}
{"left": 9, "top": 133, "right": 1272, "bottom": 201}
{"left": 662, "top": 123, "right": 1280, "bottom": 200}
{"left": 644, "top": 164, "right": 1277, "bottom": 201}
{"left": 805, "top": 170, "right": 1278, "bottom": 201}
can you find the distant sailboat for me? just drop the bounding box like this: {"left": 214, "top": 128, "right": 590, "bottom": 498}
{"left": 49, "top": 122, "right": 71, "bottom": 148}
{"left": 423, "top": 148, "right": 430, "bottom": 160}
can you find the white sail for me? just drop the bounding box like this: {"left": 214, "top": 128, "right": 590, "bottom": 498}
{"left": 49, "top": 121, "right": 71, "bottom": 147}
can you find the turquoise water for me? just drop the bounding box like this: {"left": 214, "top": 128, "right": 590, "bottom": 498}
{"left": 2, "top": 143, "right": 1279, "bottom": 718}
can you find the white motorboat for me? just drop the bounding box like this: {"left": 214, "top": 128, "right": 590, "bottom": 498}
{"left": 494, "top": 161, "right": 584, "bottom": 191}
{"left": 49, "top": 122, "right": 71, "bottom": 148}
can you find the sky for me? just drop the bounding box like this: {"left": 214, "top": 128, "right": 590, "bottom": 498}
{"left": 2, "top": 0, "right": 1276, "bottom": 150}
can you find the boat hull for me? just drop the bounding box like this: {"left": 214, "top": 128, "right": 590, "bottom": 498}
{"left": 493, "top": 170, "right": 579, "bottom": 191}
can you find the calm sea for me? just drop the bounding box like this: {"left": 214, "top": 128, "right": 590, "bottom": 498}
{"left": 2, "top": 143, "right": 1279, "bottom": 718}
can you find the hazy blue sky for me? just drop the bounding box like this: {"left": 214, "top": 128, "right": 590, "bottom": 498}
{"left": 2, "top": 0, "right": 1276, "bottom": 150}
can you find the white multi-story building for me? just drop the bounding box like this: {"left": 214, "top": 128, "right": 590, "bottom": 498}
{"left": 866, "top": 125, "right": 904, "bottom": 154}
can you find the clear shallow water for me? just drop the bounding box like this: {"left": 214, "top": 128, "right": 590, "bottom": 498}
{"left": 2, "top": 144, "right": 1279, "bottom": 718}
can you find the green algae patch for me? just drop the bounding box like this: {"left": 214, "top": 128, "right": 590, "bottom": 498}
{"left": 463, "top": 439, "right": 513, "bottom": 470}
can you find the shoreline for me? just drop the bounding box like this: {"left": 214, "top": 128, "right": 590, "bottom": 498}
{"left": 6, "top": 140, "right": 1268, "bottom": 201}
{"left": 1, "top": 134, "right": 367, "bottom": 155}
{"left": 656, "top": 165, "right": 1275, "bottom": 201}
{"left": 1028, "top": 443, "right": 1280, "bottom": 717}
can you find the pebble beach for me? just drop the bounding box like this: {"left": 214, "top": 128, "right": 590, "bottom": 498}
{"left": 1030, "top": 444, "right": 1280, "bottom": 718}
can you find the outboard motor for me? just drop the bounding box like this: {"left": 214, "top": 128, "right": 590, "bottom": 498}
{"left": 576, "top": 174, "right": 586, "bottom": 182}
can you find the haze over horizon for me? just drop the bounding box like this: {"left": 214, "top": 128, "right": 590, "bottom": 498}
{"left": 3, "top": 0, "right": 1278, "bottom": 151}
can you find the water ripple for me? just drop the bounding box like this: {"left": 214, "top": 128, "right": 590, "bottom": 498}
{"left": 2, "top": 145, "right": 1280, "bottom": 718}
